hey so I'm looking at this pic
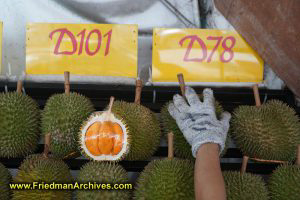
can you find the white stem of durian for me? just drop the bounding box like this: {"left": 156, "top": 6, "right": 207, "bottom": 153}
{"left": 104, "top": 96, "right": 115, "bottom": 120}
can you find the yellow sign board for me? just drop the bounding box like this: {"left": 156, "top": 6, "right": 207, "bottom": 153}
{"left": 0, "top": 22, "right": 2, "bottom": 74}
{"left": 26, "top": 23, "right": 138, "bottom": 78}
{"left": 152, "top": 28, "right": 263, "bottom": 83}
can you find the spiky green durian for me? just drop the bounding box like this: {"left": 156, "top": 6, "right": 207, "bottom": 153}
{"left": 77, "top": 162, "right": 131, "bottom": 200}
{"left": 134, "top": 158, "right": 194, "bottom": 200}
{"left": 109, "top": 101, "right": 161, "bottom": 160}
{"left": 232, "top": 100, "right": 300, "bottom": 162}
{"left": 12, "top": 154, "right": 72, "bottom": 200}
{"left": 161, "top": 99, "right": 226, "bottom": 159}
{"left": 0, "top": 92, "right": 40, "bottom": 158}
{"left": 269, "top": 165, "right": 300, "bottom": 200}
{"left": 223, "top": 171, "right": 269, "bottom": 200}
{"left": 0, "top": 162, "right": 11, "bottom": 200}
{"left": 42, "top": 92, "right": 94, "bottom": 158}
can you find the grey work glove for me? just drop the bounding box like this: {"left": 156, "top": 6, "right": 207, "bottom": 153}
{"left": 168, "top": 87, "right": 231, "bottom": 157}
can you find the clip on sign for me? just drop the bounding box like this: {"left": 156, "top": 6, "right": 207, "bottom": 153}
{"left": 152, "top": 28, "right": 264, "bottom": 83}
{"left": 26, "top": 23, "right": 138, "bottom": 78}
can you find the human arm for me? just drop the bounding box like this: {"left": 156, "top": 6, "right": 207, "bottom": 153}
{"left": 168, "top": 87, "right": 230, "bottom": 200}
{"left": 195, "top": 143, "right": 226, "bottom": 200}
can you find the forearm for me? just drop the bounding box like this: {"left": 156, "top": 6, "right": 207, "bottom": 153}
{"left": 194, "top": 143, "right": 226, "bottom": 200}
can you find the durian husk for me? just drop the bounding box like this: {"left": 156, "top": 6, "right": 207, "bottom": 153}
{"left": 160, "top": 98, "right": 229, "bottom": 159}
{"left": 76, "top": 161, "right": 131, "bottom": 200}
{"left": 269, "top": 164, "right": 300, "bottom": 200}
{"left": 12, "top": 154, "right": 72, "bottom": 200}
{"left": 41, "top": 92, "right": 94, "bottom": 158}
{"left": 232, "top": 100, "right": 300, "bottom": 162}
{"left": 134, "top": 158, "right": 194, "bottom": 200}
{"left": 223, "top": 171, "right": 269, "bottom": 200}
{"left": 135, "top": 104, "right": 194, "bottom": 200}
{"left": 0, "top": 92, "right": 40, "bottom": 158}
{"left": 0, "top": 162, "right": 11, "bottom": 200}
{"left": 110, "top": 101, "right": 161, "bottom": 160}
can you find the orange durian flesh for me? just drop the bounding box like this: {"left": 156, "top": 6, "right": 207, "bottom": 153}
{"left": 85, "top": 121, "right": 124, "bottom": 156}
{"left": 85, "top": 122, "right": 101, "bottom": 156}
{"left": 112, "top": 123, "right": 123, "bottom": 155}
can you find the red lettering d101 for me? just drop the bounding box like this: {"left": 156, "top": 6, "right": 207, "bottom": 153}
{"left": 49, "top": 28, "right": 112, "bottom": 56}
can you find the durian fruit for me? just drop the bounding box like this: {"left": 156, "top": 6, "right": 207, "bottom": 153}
{"left": 0, "top": 89, "right": 40, "bottom": 157}
{"left": 42, "top": 92, "right": 94, "bottom": 158}
{"left": 135, "top": 132, "right": 194, "bottom": 200}
{"left": 80, "top": 80, "right": 161, "bottom": 161}
{"left": 223, "top": 171, "right": 269, "bottom": 200}
{"left": 269, "top": 165, "right": 300, "bottom": 200}
{"left": 80, "top": 97, "right": 129, "bottom": 161}
{"left": 232, "top": 100, "right": 300, "bottom": 162}
{"left": 110, "top": 101, "right": 161, "bottom": 160}
{"left": 13, "top": 154, "right": 72, "bottom": 200}
{"left": 134, "top": 158, "right": 194, "bottom": 200}
{"left": 77, "top": 161, "right": 131, "bottom": 200}
{"left": 0, "top": 162, "right": 11, "bottom": 200}
{"left": 160, "top": 99, "right": 226, "bottom": 159}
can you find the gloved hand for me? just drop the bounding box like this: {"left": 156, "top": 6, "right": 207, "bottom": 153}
{"left": 168, "top": 87, "right": 231, "bottom": 157}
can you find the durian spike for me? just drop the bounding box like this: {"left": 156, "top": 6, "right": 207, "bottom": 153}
{"left": 297, "top": 145, "right": 300, "bottom": 166}
{"left": 64, "top": 71, "right": 70, "bottom": 95}
{"left": 241, "top": 84, "right": 260, "bottom": 174}
{"left": 17, "top": 80, "right": 22, "bottom": 94}
{"left": 134, "top": 78, "right": 142, "bottom": 105}
{"left": 43, "top": 134, "right": 51, "bottom": 158}
{"left": 177, "top": 73, "right": 186, "bottom": 97}
{"left": 168, "top": 132, "right": 174, "bottom": 159}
